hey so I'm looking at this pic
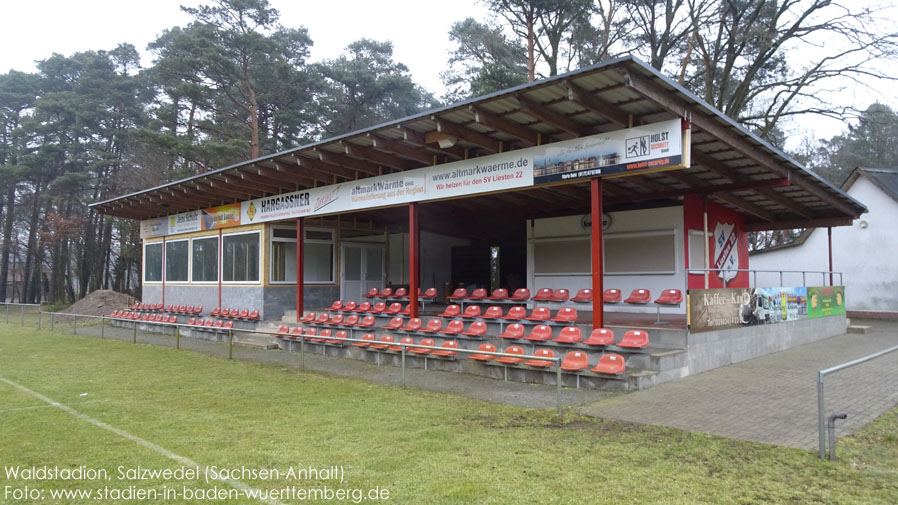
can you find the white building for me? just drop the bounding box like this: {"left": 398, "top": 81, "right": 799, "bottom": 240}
{"left": 750, "top": 168, "right": 898, "bottom": 318}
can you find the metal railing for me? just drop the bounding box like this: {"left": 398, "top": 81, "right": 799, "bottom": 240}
{"left": 817, "top": 344, "right": 898, "bottom": 459}
{"left": 688, "top": 268, "right": 843, "bottom": 288}
{"left": 1, "top": 302, "right": 42, "bottom": 326}
{"left": 6, "top": 311, "right": 568, "bottom": 414}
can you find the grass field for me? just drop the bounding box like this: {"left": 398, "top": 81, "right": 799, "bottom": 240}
{"left": 1, "top": 323, "right": 897, "bottom": 504}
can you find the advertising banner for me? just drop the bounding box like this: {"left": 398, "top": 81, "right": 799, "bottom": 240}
{"left": 142, "top": 119, "right": 688, "bottom": 237}
{"left": 532, "top": 119, "right": 685, "bottom": 184}
{"left": 807, "top": 286, "right": 846, "bottom": 318}
{"left": 689, "top": 286, "right": 813, "bottom": 333}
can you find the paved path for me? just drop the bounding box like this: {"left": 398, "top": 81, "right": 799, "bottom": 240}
{"left": 578, "top": 319, "right": 898, "bottom": 449}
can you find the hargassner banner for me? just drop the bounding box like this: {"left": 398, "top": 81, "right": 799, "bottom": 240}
{"left": 141, "top": 119, "right": 687, "bottom": 238}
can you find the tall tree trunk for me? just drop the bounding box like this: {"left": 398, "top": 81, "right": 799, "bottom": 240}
{"left": 0, "top": 181, "right": 16, "bottom": 302}
{"left": 22, "top": 181, "right": 43, "bottom": 303}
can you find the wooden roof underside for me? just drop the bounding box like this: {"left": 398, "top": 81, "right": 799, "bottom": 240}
{"left": 92, "top": 56, "right": 866, "bottom": 233}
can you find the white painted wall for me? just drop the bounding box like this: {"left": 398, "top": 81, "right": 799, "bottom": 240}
{"left": 750, "top": 176, "right": 898, "bottom": 315}
{"left": 527, "top": 206, "right": 687, "bottom": 314}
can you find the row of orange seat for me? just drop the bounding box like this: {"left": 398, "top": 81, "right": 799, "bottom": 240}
{"left": 108, "top": 311, "right": 180, "bottom": 323}
{"left": 163, "top": 304, "right": 204, "bottom": 314}
{"left": 436, "top": 305, "right": 577, "bottom": 321}
{"left": 187, "top": 318, "right": 234, "bottom": 330}
{"left": 443, "top": 287, "right": 684, "bottom": 305}
{"left": 131, "top": 302, "right": 163, "bottom": 311}
{"left": 363, "top": 287, "right": 438, "bottom": 299}
{"left": 470, "top": 344, "right": 627, "bottom": 375}
{"left": 277, "top": 322, "right": 647, "bottom": 348}
{"left": 272, "top": 331, "right": 630, "bottom": 375}
{"left": 210, "top": 307, "right": 260, "bottom": 320}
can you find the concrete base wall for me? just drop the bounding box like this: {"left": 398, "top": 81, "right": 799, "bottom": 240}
{"left": 686, "top": 315, "right": 847, "bottom": 376}
{"left": 141, "top": 284, "right": 340, "bottom": 320}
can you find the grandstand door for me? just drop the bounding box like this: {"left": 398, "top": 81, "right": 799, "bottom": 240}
{"left": 341, "top": 244, "right": 384, "bottom": 301}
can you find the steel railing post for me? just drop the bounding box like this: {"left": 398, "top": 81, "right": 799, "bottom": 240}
{"left": 556, "top": 363, "right": 563, "bottom": 415}
{"left": 73, "top": 317, "right": 76, "bottom": 335}
{"left": 101, "top": 317, "right": 105, "bottom": 339}
{"left": 37, "top": 310, "right": 41, "bottom": 330}
{"left": 401, "top": 346, "right": 407, "bottom": 386}
{"left": 176, "top": 326, "right": 180, "bottom": 350}
{"left": 779, "top": 271, "right": 783, "bottom": 286}
{"left": 50, "top": 312, "right": 54, "bottom": 332}
{"left": 21, "top": 305, "right": 25, "bottom": 326}
{"left": 228, "top": 330, "right": 233, "bottom": 360}
{"left": 802, "top": 272, "right": 806, "bottom": 287}
{"left": 818, "top": 372, "right": 826, "bottom": 459}
{"left": 5, "top": 303, "right": 8, "bottom": 323}
{"left": 132, "top": 322, "right": 137, "bottom": 344}
{"left": 300, "top": 337, "right": 305, "bottom": 371}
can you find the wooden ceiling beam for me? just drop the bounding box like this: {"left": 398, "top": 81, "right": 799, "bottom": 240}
{"left": 564, "top": 80, "right": 630, "bottom": 127}
{"left": 623, "top": 68, "right": 861, "bottom": 217}
{"left": 470, "top": 105, "right": 539, "bottom": 145}
{"left": 666, "top": 170, "right": 777, "bottom": 221}
{"left": 217, "top": 174, "right": 282, "bottom": 194}
{"left": 433, "top": 117, "right": 501, "bottom": 152}
{"left": 693, "top": 151, "right": 815, "bottom": 219}
{"left": 293, "top": 154, "right": 356, "bottom": 182}
{"left": 396, "top": 126, "right": 467, "bottom": 160}
{"left": 315, "top": 149, "right": 381, "bottom": 176}
{"left": 517, "top": 94, "right": 589, "bottom": 137}
{"left": 368, "top": 134, "right": 435, "bottom": 165}
{"left": 343, "top": 141, "right": 423, "bottom": 171}
{"left": 258, "top": 160, "right": 325, "bottom": 186}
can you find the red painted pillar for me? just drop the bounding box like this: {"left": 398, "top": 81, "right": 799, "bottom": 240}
{"left": 217, "top": 229, "right": 222, "bottom": 310}
{"left": 296, "top": 217, "right": 304, "bottom": 321}
{"left": 409, "top": 203, "right": 419, "bottom": 319}
{"left": 827, "top": 226, "right": 833, "bottom": 286}
{"left": 161, "top": 236, "right": 166, "bottom": 307}
{"left": 591, "top": 178, "right": 604, "bottom": 329}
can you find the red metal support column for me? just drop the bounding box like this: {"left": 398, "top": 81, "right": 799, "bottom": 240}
{"left": 591, "top": 178, "right": 604, "bottom": 329}
{"left": 217, "top": 229, "right": 222, "bottom": 310}
{"left": 827, "top": 226, "right": 833, "bottom": 286}
{"left": 409, "top": 203, "right": 419, "bottom": 319}
{"left": 296, "top": 217, "right": 304, "bottom": 322}
{"left": 161, "top": 236, "right": 166, "bottom": 307}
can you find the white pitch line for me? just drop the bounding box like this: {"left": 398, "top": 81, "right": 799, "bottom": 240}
{"left": 0, "top": 399, "right": 108, "bottom": 414}
{"left": 0, "top": 376, "right": 285, "bottom": 505}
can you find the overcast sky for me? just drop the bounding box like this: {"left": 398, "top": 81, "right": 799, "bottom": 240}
{"left": 2, "top": 0, "right": 895, "bottom": 145}
{"left": 0, "top": 0, "right": 489, "bottom": 94}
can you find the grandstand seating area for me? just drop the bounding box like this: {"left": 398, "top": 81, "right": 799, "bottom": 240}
{"left": 271, "top": 284, "right": 686, "bottom": 390}
{"left": 110, "top": 285, "right": 684, "bottom": 390}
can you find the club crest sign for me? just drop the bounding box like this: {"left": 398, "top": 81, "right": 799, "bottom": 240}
{"left": 713, "top": 221, "right": 739, "bottom": 283}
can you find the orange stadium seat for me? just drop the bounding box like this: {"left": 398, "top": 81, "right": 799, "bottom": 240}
{"left": 591, "top": 353, "right": 626, "bottom": 375}
{"left": 469, "top": 343, "right": 497, "bottom": 361}
{"left": 495, "top": 345, "right": 526, "bottom": 365}
{"left": 523, "top": 348, "right": 556, "bottom": 368}
{"left": 498, "top": 323, "right": 525, "bottom": 339}
{"left": 584, "top": 328, "right": 615, "bottom": 346}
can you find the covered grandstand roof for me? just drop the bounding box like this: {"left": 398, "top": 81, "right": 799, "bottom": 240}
{"left": 91, "top": 55, "right": 866, "bottom": 232}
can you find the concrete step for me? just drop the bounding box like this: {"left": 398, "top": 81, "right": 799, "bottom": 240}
{"left": 847, "top": 325, "right": 873, "bottom": 334}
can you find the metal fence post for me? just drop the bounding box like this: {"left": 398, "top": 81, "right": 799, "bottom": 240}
{"left": 73, "top": 317, "right": 77, "bottom": 335}
{"left": 21, "top": 305, "right": 25, "bottom": 326}
{"left": 556, "top": 363, "right": 563, "bottom": 415}
{"left": 101, "top": 317, "right": 105, "bottom": 339}
{"left": 132, "top": 322, "right": 137, "bottom": 344}
{"left": 300, "top": 337, "right": 305, "bottom": 371}
{"left": 818, "top": 372, "right": 826, "bottom": 459}
{"left": 50, "top": 312, "right": 54, "bottom": 332}
{"left": 228, "top": 330, "right": 233, "bottom": 360}
{"left": 779, "top": 271, "right": 783, "bottom": 286}
{"left": 401, "top": 346, "right": 407, "bottom": 386}
{"left": 176, "top": 326, "right": 180, "bottom": 350}
{"left": 37, "top": 310, "right": 42, "bottom": 330}
{"left": 5, "top": 303, "right": 8, "bottom": 323}
{"left": 802, "top": 272, "right": 806, "bottom": 287}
